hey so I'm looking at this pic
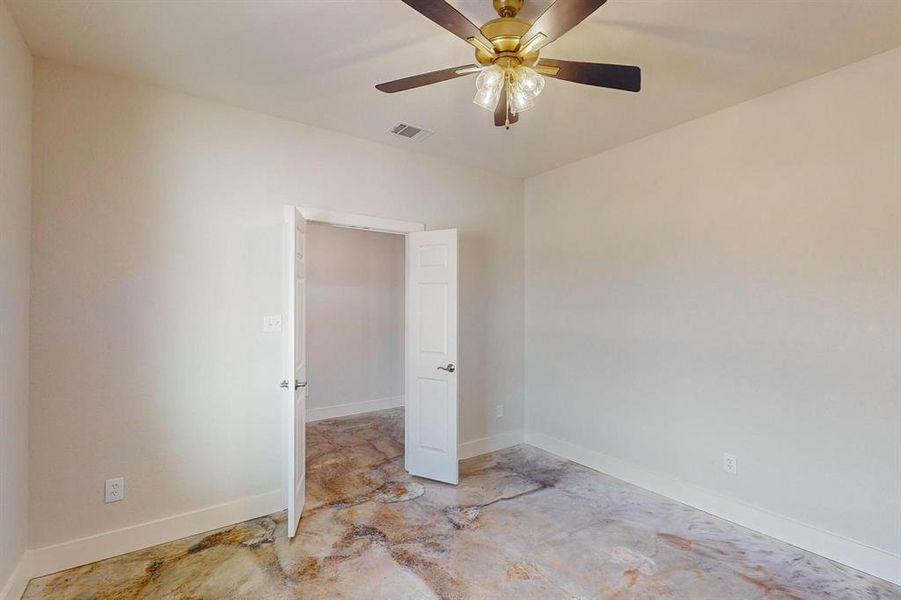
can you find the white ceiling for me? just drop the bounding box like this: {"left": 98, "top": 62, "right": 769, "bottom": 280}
{"left": 8, "top": 0, "right": 901, "bottom": 177}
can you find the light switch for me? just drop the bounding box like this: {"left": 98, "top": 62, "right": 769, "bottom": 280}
{"left": 263, "top": 315, "right": 282, "bottom": 332}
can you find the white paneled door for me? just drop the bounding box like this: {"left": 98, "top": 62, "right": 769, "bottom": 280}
{"left": 406, "top": 229, "right": 459, "bottom": 485}
{"left": 282, "top": 206, "right": 307, "bottom": 538}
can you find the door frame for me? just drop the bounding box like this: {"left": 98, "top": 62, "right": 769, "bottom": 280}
{"left": 295, "top": 206, "right": 425, "bottom": 473}
{"left": 297, "top": 206, "right": 424, "bottom": 235}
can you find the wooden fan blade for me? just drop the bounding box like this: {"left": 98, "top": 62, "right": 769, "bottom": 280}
{"left": 401, "top": 0, "right": 492, "bottom": 47}
{"left": 376, "top": 64, "right": 478, "bottom": 93}
{"left": 521, "top": 0, "right": 608, "bottom": 52}
{"left": 539, "top": 59, "right": 641, "bottom": 92}
{"left": 494, "top": 89, "right": 519, "bottom": 127}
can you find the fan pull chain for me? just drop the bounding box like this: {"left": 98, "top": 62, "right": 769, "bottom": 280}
{"left": 505, "top": 74, "right": 511, "bottom": 129}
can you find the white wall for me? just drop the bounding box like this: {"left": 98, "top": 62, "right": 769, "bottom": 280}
{"left": 306, "top": 223, "right": 404, "bottom": 414}
{"left": 0, "top": 1, "right": 31, "bottom": 594}
{"left": 29, "top": 60, "right": 524, "bottom": 549}
{"left": 525, "top": 45, "right": 901, "bottom": 567}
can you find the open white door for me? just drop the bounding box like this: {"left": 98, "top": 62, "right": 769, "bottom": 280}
{"left": 282, "top": 206, "right": 307, "bottom": 537}
{"left": 406, "top": 229, "right": 459, "bottom": 484}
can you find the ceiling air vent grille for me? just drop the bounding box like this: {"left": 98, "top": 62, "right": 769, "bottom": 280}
{"left": 389, "top": 123, "right": 434, "bottom": 142}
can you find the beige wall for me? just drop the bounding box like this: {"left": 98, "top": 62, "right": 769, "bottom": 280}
{"left": 306, "top": 223, "right": 404, "bottom": 412}
{"left": 524, "top": 47, "right": 901, "bottom": 557}
{"left": 29, "top": 60, "right": 524, "bottom": 548}
{"left": 0, "top": 0, "right": 32, "bottom": 590}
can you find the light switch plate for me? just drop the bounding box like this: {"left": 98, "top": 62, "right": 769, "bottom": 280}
{"left": 263, "top": 315, "right": 282, "bottom": 332}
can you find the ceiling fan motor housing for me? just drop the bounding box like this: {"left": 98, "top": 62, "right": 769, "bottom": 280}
{"left": 476, "top": 17, "right": 540, "bottom": 67}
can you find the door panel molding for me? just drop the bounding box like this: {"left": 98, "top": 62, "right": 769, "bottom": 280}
{"left": 406, "top": 229, "right": 459, "bottom": 485}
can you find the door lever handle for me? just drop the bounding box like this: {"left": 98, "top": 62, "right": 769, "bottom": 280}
{"left": 437, "top": 363, "right": 456, "bottom": 373}
{"left": 281, "top": 380, "right": 308, "bottom": 390}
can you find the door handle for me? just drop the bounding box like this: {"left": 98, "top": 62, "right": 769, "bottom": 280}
{"left": 437, "top": 363, "right": 456, "bottom": 373}
{"left": 280, "top": 380, "right": 308, "bottom": 390}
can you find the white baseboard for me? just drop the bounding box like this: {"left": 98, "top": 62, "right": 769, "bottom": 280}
{"left": 459, "top": 429, "right": 524, "bottom": 460}
{"left": 0, "top": 556, "right": 28, "bottom": 600}
{"left": 307, "top": 395, "right": 404, "bottom": 422}
{"left": 10, "top": 420, "right": 516, "bottom": 597}
{"left": 21, "top": 488, "right": 284, "bottom": 591}
{"left": 525, "top": 430, "right": 901, "bottom": 586}
{"left": 20, "top": 428, "right": 894, "bottom": 594}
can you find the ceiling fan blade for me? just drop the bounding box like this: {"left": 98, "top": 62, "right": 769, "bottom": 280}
{"left": 401, "top": 0, "right": 493, "bottom": 48}
{"left": 520, "top": 0, "right": 608, "bottom": 52}
{"left": 539, "top": 59, "right": 641, "bottom": 92}
{"left": 376, "top": 64, "right": 479, "bottom": 93}
{"left": 494, "top": 90, "right": 519, "bottom": 127}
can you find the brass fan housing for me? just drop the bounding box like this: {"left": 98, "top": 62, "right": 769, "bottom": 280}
{"left": 474, "top": 17, "right": 539, "bottom": 67}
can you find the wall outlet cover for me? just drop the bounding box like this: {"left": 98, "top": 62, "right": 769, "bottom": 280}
{"left": 723, "top": 453, "right": 737, "bottom": 474}
{"left": 496, "top": 404, "right": 504, "bottom": 418}
{"left": 105, "top": 477, "right": 125, "bottom": 503}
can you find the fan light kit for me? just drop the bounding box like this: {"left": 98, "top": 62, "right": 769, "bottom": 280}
{"left": 473, "top": 64, "right": 545, "bottom": 115}
{"left": 377, "top": 0, "right": 641, "bottom": 129}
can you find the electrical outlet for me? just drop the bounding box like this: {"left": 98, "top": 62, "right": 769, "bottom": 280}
{"left": 723, "top": 453, "right": 737, "bottom": 474}
{"left": 105, "top": 477, "right": 125, "bottom": 503}
{"left": 496, "top": 404, "right": 504, "bottom": 419}
{"left": 263, "top": 315, "right": 282, "bottom": 332}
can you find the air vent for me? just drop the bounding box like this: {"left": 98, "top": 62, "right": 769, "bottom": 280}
{"left": 389, "top": 123, "right": 434, "bottom": 142}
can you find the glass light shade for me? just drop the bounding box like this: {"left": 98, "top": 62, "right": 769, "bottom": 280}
{"left": 509, "top": 85, "right": 535, "bottom": 114}
{"left": 515, "top": 66, "right": 545, "bottom": 97}
{"left": 473, "top": 85, "right": 502, "bottom": 111}
{"left": 475, "top": 64, "right": 505, "bottom": 92}
{"left": 473, "top": 65, "right": 505, "bottom": 112}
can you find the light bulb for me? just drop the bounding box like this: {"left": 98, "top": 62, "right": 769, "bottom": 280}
{"left": 515, "top": 66, "right": 545, "bottom": 97}
{"left": 509, "top": 84, "right": 535, "bottom": 114}
{"left": 473, "top": 65, "right": 504, "bottom": 112}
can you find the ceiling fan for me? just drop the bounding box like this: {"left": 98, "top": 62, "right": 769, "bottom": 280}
{"left": 376, "top": 0, "right": 641, "bottom": 128}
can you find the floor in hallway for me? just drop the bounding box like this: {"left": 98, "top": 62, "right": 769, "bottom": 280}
{"left": 24, "top": 408, "right": 899, "bottom": 599}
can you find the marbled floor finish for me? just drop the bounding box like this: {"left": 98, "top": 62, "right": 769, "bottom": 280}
{"left": 24, "top": 408, "right": 899, "bottom": 599}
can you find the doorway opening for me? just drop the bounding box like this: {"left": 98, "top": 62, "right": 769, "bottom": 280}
{"left": 281, "top": 206, "right": 459, "bottom": 539}
{"left": 306, "top": 221, "right": 406, "bottom": 537}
